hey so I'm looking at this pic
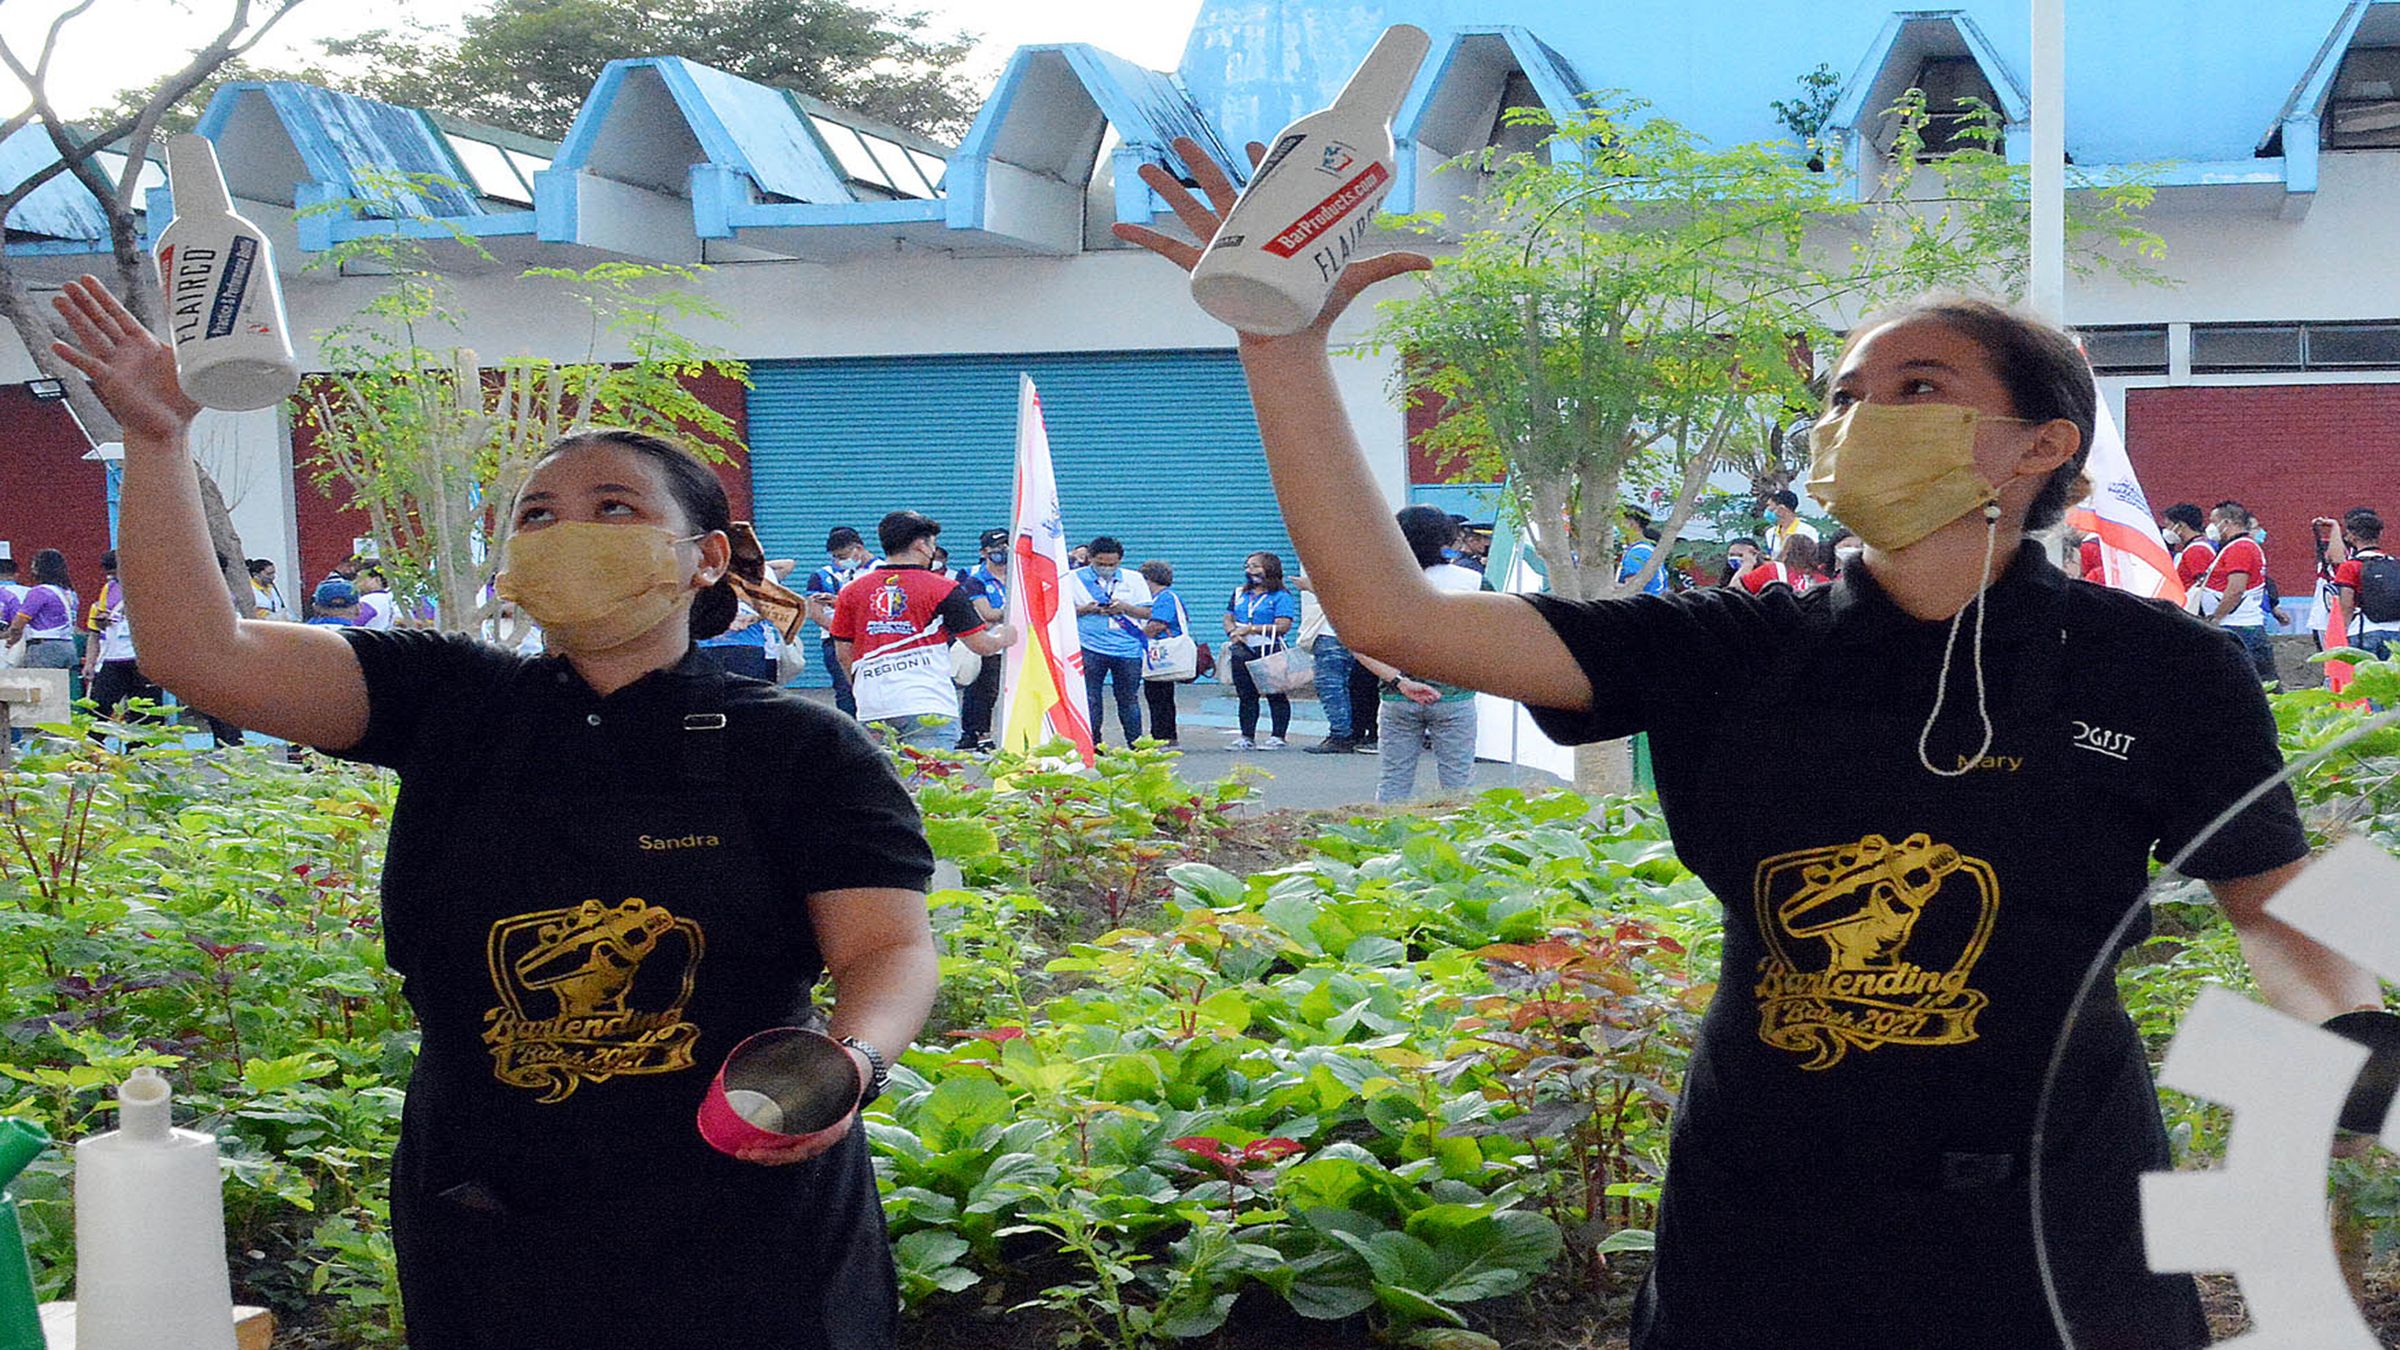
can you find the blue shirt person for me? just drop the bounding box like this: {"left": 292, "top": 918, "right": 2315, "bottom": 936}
{"left": 1067, "top": 537, "right": 1153, "bottom": 748}
{"left": 1619, "top": 536, "right": 1670, "bottom": 596}
{"left": 805, "top": 526, "right": 874, "bottom": 716}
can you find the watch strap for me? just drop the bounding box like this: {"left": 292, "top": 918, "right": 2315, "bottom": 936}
{"left": 839, "top": 1035, "right": 890, "bottom": 1107}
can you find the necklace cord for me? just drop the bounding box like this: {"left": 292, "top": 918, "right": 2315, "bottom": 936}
{"left": 1918, "top": 505, "right": 2003, "bottom": 777}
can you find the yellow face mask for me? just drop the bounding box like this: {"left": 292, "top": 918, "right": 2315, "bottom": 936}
{"left": 1806, "top": 401, "right": 2023, "bottom": 552}
{"left": 497, "top": 522, "right": 701, "bottom": 653}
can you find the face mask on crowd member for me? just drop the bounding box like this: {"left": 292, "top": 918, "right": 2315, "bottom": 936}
{"left": 1245, "top": 565, "right": 1266, "bottom": 586}
{"left": 1086, "top": 539, "right": 1124, "bottom": 581}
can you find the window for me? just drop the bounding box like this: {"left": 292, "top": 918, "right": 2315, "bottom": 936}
{"left": 442, "top": 131, "right": 533, "bottom": 205}
{"left": 2305, "top": 322, "right": 2400, "bottom": 368}
{"left": 1908, "top": 56, "right": 2003, "bottom": 159}
{"left": 2327, "top": 47, "right": 2400, "bottom": 150}
{"left": 2082, "top": 326, "right": 2168, "bottom": 375}
{"left": 2191, "top": 325, "right": 2303, "bottom": 372}
{"left": 810, "top": 114, "right": 895, "bottom": 193}
{"left": 905, "top": 147, "right": 948, "bottom": 196}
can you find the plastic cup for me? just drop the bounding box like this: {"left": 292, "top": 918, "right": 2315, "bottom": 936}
{"left": 696, "top": 1028, "right": 862, "bottom": 1158}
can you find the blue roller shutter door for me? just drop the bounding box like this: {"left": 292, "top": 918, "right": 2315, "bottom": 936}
{"left": 748, "top": 349, "right": 1299, "bottom": 686}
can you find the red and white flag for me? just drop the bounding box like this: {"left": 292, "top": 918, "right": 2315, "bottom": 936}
{"left": 998, "top": 374, "right": 1096, "bottom": 764}
{"left": 2065, "top": 394, "right": 2185, "bottom": 606}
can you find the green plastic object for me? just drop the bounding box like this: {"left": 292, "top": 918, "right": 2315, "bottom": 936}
{"left": 0, "top": 1117, "right": 50, "bottom": 1350}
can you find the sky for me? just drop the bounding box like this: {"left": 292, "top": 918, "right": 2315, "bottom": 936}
{"left": 0, "top": 0, "right": 1207, "bottom": 120}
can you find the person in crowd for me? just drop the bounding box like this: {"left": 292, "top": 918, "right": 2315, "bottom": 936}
{"left": 1619, "top": 512, "right": 1670, "bottom": 596}
{"left": 805, "top": 526, "right": 874, "bottom": 717}
{"left": 2199, "top": 499, "right": 2278, "bottom": 689}
{"left": 1137, "top": 559, "right": 1186, "bottom": 747}
{"left": 1068, "top": 536, "right": 1152, "bottom": 748}
{"left": 1824, "top": 528, "right": 1863, "bottom": 579}
{"left": 82, "top": 549, "right": 159, "bottom": 720}
{"left": 308, "top": 578, "right": 360, "bottom": 627}
{"left": 1120, "top": 149, "right": 2375, "bottom": 1349}
{"left": 1223, "top": 550, "right": 1299, "bottom": 750}
{"left": 954, "top": 529, "right": 1009, "bottom": 751}
{"left": 1348, "top": 646, "right": 1382, "bottom": 753}
{"left": 307, "top": 553, "right": 362, "bottom": 620}
{"left": 1291, "top": 571, "right": 1360, "bottom": 753}
{"left": 1740, "top": 535, "right": 1832, "bottom": 595}
{"left": 247, "top": 558, "right": 290, "bottom": 619}
{"left": 53, "top": 273, "right": 943, "bottom": 1349}
{"left": 829, "top": 510, "right": 1016, "bottom": 754}
{"left": 0, "top": 557, "right": 21, "bottom": 665}
{"left": 1067, "top": 544, "right": 1091, "bottom": 569}
{"left": 2323, "top": 507, "right": 2400, "bottom": 660}
{"left": 2075, "top": 530, "right": 2105, "bottom": 583}
{"left": 1454, "top": 522, "right": 1493, "bottom": 573}
{"left": 2159, "top": 503, "right": 2214, "bottom": 614}
{"left": 1762, "top": 488, "right": 1820, "bottom": 558}
{"left": 354, "top": 566, "right": 397, "bottom": 632}
{"left": 1348, "top": 508, "right": 1481, "bottom": 803}
{"left": 6, "top": 549, "right": 79, "bottom": 672}
{"left": 928, "top": 545, "right": 951, "bottom": 578}
{"left": 695, "top": 586, "right": 780, "bottom": 683}
{"left": 1718, "top": 537, "right": 1763, "bottom": 587}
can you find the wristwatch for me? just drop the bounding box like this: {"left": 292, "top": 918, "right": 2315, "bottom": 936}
{"left": 839, "top": 1035, "right": 890, "bottom": 1108}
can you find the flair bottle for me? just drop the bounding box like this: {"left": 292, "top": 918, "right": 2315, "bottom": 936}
{"left": 154, "top": 134, "right": 300, "bottom": 411}
{"left": 1188, "top": 24, "right": 1431, "bottom": 336}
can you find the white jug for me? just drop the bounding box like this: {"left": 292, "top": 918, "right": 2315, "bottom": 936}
{"left": 72, "top": 1068, "right": 237, "bottom": 1350}
{"left": 1189, "top": 24, "right": 1431, "bottom": 336}
{"left": 154, "top": 134, "right": 300, "bottom": 412}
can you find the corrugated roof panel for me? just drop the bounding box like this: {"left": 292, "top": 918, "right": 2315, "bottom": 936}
{"left": 1069, "top": 46, "right": 1244, "bottom": 184}
{"left": 670, "top": 58, "right": 854, "bottom": 204}
{"left": 261, "top": 83, "right": 483, "bottom": 218}
{"left": 0, "top": 126, "right": 116, "bottom": 241}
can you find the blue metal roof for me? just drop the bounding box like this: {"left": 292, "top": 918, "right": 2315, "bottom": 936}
{"left": 1179, "top": 0, "right": 2359, "bottom": 169}
{"left": 195, "top": 82, "right": 484, "bottom": 219}
{"left": 553, "top": 57, "right": 854, "bottom": 205}
{"left": 0, "top": 125, "right": 116, "bottom": 242}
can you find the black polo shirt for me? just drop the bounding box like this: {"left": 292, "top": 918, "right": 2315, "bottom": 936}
{"left": 334, "top": 630, "right": 932, "bottom": 974}
{"left": 1521, "top": 542, "right": 2304, "bottom": 1348}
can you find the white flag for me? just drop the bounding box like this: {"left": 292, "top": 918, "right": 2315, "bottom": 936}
{"left": 998, "top": 375, "right": 1096, "bottom": 763}
{"left": 2066, "top": 395, "right": 2186, "bottom": 605}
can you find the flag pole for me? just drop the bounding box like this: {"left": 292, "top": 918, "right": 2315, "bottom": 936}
{"left": 2029, "top": 0, "right": 2067, "bottom": 324}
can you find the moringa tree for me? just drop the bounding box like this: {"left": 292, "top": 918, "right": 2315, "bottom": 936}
{"left": 300, "top": 180, "right": 746, "bottom": 635}
{"left": 1369, "top": 94, "right": 2164, "bottom": 604}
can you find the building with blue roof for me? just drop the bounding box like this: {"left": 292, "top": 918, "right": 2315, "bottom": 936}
{"left": 3, "top": 0, "right": 2397, "bottom": 644}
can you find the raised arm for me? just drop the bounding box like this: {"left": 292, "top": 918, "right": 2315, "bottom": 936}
{"left": 50, "top": 277, "right": 369, "bottom": 749}
{"left": 1116, "top": 140, "right": 1592, "bottom": 711}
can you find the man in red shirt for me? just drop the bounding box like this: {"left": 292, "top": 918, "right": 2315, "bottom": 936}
{"left": 2324, "top": 507, "right": 2400, "bottom": 661}
{"left": 2159, "top": 503, "right": 2214, "bottom": 616}
{"left": 830, "top": 511, "right": 1016, "bottom": 753}
{"left": 2199, "top": 500, "right": 2277, "bottom": 689}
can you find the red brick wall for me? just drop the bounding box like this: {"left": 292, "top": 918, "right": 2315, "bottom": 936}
{"left": 2124, "top": 383, "right": 2400, "bottom": 592}
{"left": 1403, "top": 371, "right": 1493, "bottom": 486}
{"left": 288, "top": 369, "right": 753, "bottom": 590}
{"left": 0, "top": 389, "right": 110, "bottom": 586}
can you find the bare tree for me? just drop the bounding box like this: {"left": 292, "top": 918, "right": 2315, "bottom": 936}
{"left": 0, "top": 1, "right": 311, "bottom": 606}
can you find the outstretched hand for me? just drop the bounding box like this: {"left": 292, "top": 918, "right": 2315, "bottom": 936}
{"left": 1110, "top": 136, "right": 1431, "bottom": 340}
{"left": 49, "top": 275, "right": 202, "bottom": 446}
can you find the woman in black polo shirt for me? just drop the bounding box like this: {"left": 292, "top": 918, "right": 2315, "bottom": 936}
{"left": 1118, "top": 145, "right": 2380, "bottom": 1348}
{"left": 50, "top": 276, "right": 933, "bottom": 1350}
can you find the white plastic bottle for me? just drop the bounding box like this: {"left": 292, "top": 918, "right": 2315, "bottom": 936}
{"left": 1188, "top": 23, "right": 1431, "bottom": 336}
{"left": 153, "top": 133, "right": 300, "bottom": 412}
{"left": 71, "top": 1068, "right": 237, "bottom": 1350}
